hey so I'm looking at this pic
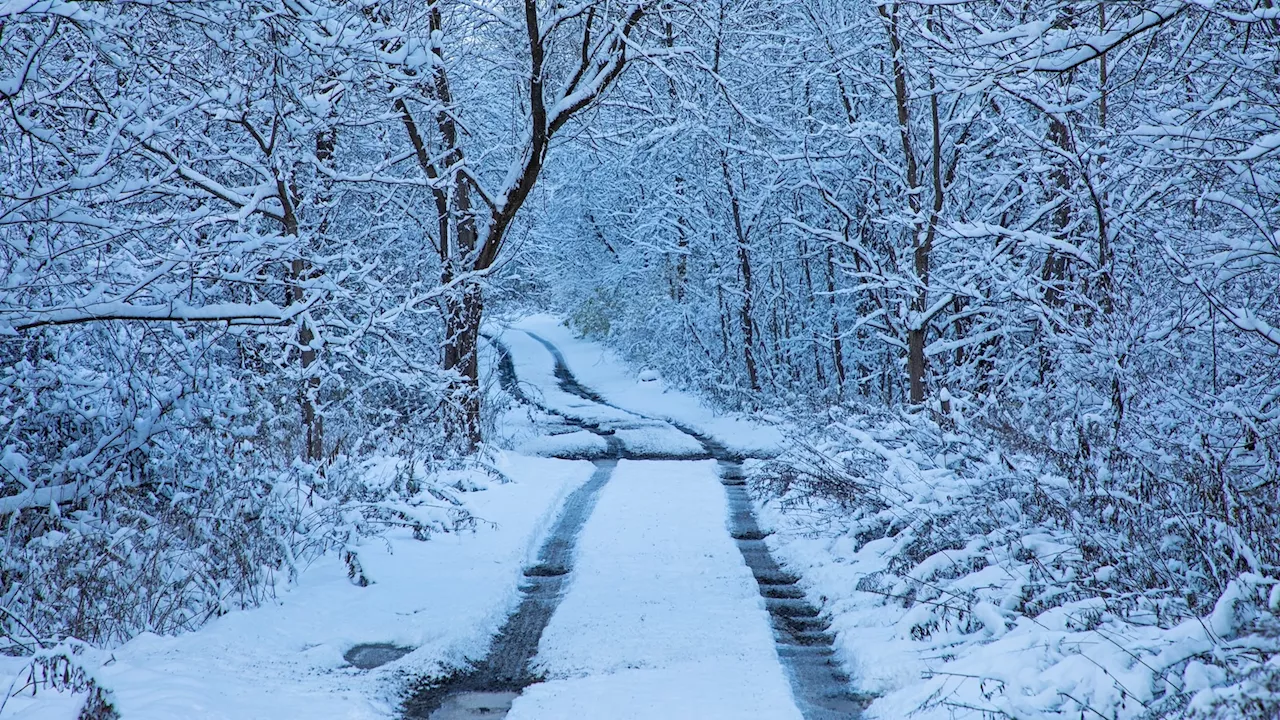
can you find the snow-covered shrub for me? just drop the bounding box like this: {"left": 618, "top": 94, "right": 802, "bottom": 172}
{"left": 0, "top": 0, "right": 482, "bottom": 653}
{"left": 0, "top": 314, "right": 471, "bottom": 650}
{"left": 0, "top": 640, "right": 119, "bottom": 720}
{"left": 755, "top": 407, "right": 1280, "bottom": 718}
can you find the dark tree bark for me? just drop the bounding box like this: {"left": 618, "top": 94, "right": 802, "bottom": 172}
{"left": 722, "top": 156, "right": 760, "bottom": 394}
{"left": 883, "top": 3, "right": 928, "bottom": 404}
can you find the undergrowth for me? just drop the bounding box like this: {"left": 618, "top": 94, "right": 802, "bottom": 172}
{"left": 755, "top": 402, "right": 1280, "bottom": 719}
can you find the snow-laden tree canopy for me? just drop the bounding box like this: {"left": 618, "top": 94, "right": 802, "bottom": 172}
{"left": 2, "top": 1, "right": 1278, "bottom": 716}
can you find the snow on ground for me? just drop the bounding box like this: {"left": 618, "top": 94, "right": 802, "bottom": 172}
{"left": 606, "top": 425, "right": 706, "bottom": 458}
{"left": 0, "top": 678, "right": 82, "bottom": 720}
{"left": 495, "top": 315, "right": 784, "bottom": 457}
{"left": 508, "top": 460, "right": 803, "bottom": 720}
{"left": 514, "top": 429, "right": 609, "bottom": 459}
{"left": 2, "top": 318, "right": 790, "bottom": 720}
{"left": 22, "top": 315, "right": 1267, "bottom": 720}
{"left": 494, "top": 318, "right": 1280, "bottom": 718}
{"left": 491, "top": 327, "right": 631, "bottom": 428}
{"left": 1, "top": 456, "right": 594, "bottom": 720}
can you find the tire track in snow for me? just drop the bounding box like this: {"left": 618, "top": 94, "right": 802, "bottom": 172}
{"left": 405, "top": 331, "right": 865, "bottom": 718}
{"left": 402, "top": 458, "right": 617, "bottom": 719}
{"left": 403, "top": 338, "right": 620, "bottom": 719}
{"left": 521, "top": 330, "right": 866, "bottom": 719}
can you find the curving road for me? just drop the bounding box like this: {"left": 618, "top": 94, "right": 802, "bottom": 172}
{"left": 404, "top": 331, "right": 863, "bottom": 720}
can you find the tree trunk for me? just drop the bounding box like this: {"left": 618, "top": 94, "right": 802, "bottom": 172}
{"left": 799, "top": 237, "right": 826, "bottom": 389}
{"left": 281, "top": 171, "right": 322, "bottom": 463}
{"left": 907, "top": 327, "right": 926, "bottom": 404}
{"left": 295, "top": 126, "right": 336, "bottom": 465}
{"left": 442, "top": 279, "right": 484, "bottom": 453}
{"left": 738, "top": 240, "right": 759, "bottom": 395}
{"left": 440, "top": 160, "right": 483, "bottom": 453}
{"left": 825, "top": 245, "right": 846, "bottom": 399}
{"left": 674, "top": 175, "right": 688, "bottom": 302}
{"left": 906, "top": 87, "right": 943, "bottom": 405}
{"left": 883, "top": 3, "right": 931, "bottom": 404}
{"left": 722, "top": 156, "right": 760, "bottom": 395}
{"left": 296, "top": 294, "right": 323, "bottom": 463}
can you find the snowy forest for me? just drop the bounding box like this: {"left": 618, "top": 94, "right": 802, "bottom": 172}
{"left": 2, "top": 1, "right": 1279, "bottom": 719}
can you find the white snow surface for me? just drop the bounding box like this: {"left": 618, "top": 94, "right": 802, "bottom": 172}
{"left": 751, "top": 413, "right": 1280, "bottom": 719}
{"left": 495, "top": 316, "right": 1280, "bottom": 719}
{"left": 508, "top": 460, "right": 802, "bottom": 720}
{"left": 4, "top": 318, "right": 797, "bottom": 720}
{"left": 2, "top": 456, "right": 594, "bottom": 720}
{"left": 14, "top": 314, "right": 1274, "bottom": 720}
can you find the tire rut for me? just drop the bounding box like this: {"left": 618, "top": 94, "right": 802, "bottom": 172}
{"left": 403, "top": 330, "right": 866, "bottom": 718}
{"left": 402, "top": 337, "right": 618, "bottom": 719}
{"left": 521, "top": 330, "right": 867, "bottom": 719}
{"left": 402, "top": 458, "right": 616, "bottom": 719}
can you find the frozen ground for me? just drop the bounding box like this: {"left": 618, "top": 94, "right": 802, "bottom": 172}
{"left": 32, "top": 314, "right": 1218, "bottom": 720}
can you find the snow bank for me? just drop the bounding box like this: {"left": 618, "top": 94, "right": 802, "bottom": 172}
{"left": 1, "top": 456, "right": 594, "bottom": 719}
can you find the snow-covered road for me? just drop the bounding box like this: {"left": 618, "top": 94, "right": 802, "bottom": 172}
{"left": 508, "top": 460, "right": 802, "bottom": 720}
{"left": 416, "top": 320, "right": 860, "bottom": 719}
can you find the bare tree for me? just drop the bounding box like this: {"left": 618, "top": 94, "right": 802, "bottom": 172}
{"left": 384, "top": 0, "right": 652, "bottom": 450}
